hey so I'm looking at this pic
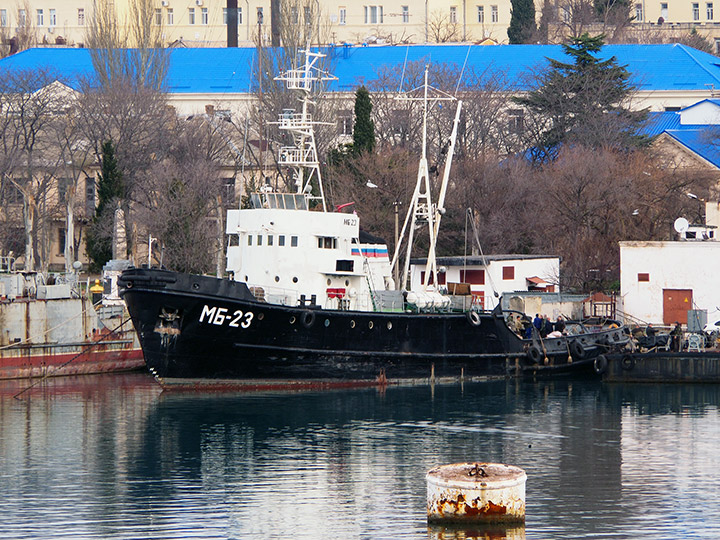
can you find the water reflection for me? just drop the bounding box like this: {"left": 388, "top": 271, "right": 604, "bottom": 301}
{"left": 427, "top": 524, "right": 526, "bottom": 540}
{"left": 1, "top": 375, "right": 720, "bottom": 539}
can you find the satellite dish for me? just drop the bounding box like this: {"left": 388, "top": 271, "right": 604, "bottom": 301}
{"left": 674, "top": 217, "right": 689, "bottom": 233}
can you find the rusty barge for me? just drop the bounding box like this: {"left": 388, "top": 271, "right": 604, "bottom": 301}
{"left": 0, "top": 261, "right": 143, "bottom": 380}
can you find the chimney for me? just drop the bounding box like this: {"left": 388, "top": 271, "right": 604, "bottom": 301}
{"left": 227, "top": 0, "right": 238, "bottom": 47}
{"left": 205, "top": 104, "right": 215, "bottom": 116}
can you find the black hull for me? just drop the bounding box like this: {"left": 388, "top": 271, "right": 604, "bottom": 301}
{"left": 119, "top": 268, "right": 628, "bottom": 384}
{"left": 600, "top": 351, "right": 720, "bottom": 383}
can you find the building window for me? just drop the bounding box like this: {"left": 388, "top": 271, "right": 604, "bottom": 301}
{"left": 339, "top": 7, "right": 346, "bottom": 24}
{"left": 693, "top": 3, "right": 700, "bottom": 20}
{"left": 291, "top": 236, "right": 298, "bottom": 247}
{"left": 257, "top": 235, "right": 263, "bottom": 246}
{"left": 460, "top": 269, "right": 485, "bottom": 285}
{"left": 502, "top": 266, "right": 515, "bottom": 280}
{"left": 85, "top": 177, "right": 95, "bottom": 216}
{"left": 635, "top": 3, "right": 642, "bottom": 21}
{"left": 238, "top": 7, "right": 243, "bottom": 24}
{"left": 291, "top": 6, "right": 299, "bottom": 23}
{"left": 36, "top": 9, "right": 43, "bottom": 26}
{"left": 421, "top": 271, "right": 446, "bottom": 285}
{"left": 304, "top": 6, "right": 312, "bottom": 25}
{"left": 222, "top": 177, "right": 235, "bottom": 204}
{"left": 638, "top": 273, "right": 650, "bottom": 282}
{"left": 167, "top": 8, "right": 174, "bottom": 24}
{"left": 257, "top": 7, "right": 264, "bottom": 23}
{"left": 279, "top": 235, "right": 286, "bottom": 246}
{"left": 58, "top": 228, "right": 66, "bottom": 256}
{"left": 450, "top": 5, "right": 457, "bottom": 23}
{"left": 491, "top": 5, "right": 498, "bottom": 22}
{"left": 660, "top": 3, "right": 668, "bottom": 19}
{"left": 508, "top": 109, "right": 524, "bottom": 134}
{"left": 0, "top": 9, "right": 6, "bottom": 27}
{"left": 337, "top": 111, "right": 352, "bottom": 135}
{"left": 78, "top": 8, "right": 85, "bottom": 25}
{"left": 247, "top": 235, "right": 252, "bottom": 246}
{"left": 708, "top": 2, "right": 714, "bottom": 19}
{"left": 477, "top": 5, "right": 484, "bottom": 22}
{"left": 202, "top": 7, "right": 208, "bottom": 24}
{"left": 155, "top": 8, "right": 162, "bottom": 25}
{"left": 401, "top": 5, "right": 409, "bottom": 22}
{"left": 268, "top": 235, "right": 274, "bottom": 246}
{"left": 49, "top": 8, "right": 56, "bottom": 26}
{"left": 189, "top": 7, "right": 195, "bottom": 24}
{"left": 365, "top": 5, "right": 383, "bottom": 23}
{"left": 19, "top": 9, "right": 26, "bottom": 26}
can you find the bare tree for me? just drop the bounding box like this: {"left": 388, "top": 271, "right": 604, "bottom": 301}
{"left": 133, "top": 119, "right": 226, "bottom": 274}
{"left": 85, "top": 0, "right": 168, "bottom": 89}
{"left": 0, "top": 69, "right": 68, "bottom": 271}
{"left": 426, "top": 10, "right": 461, "bottom": 43}
{"left": 48, "top": 95, "right": 96, "bottom": 272}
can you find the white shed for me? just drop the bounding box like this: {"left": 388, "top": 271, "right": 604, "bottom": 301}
{"left": 619, "top": 240, "right": 720, "bottom": 325}
{"left": 409, "top": 255, "right": 560, "bottom": 310}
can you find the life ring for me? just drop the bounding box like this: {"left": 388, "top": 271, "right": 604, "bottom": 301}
{"left": 467, "top": 310, "right": 481, "bottom": 327}
{"left": 527, "top": 345, "right": 542, "bottom": 364}
{"left": 302, "top": 311, "right": 316, "bottom": 328}
{"left": 621, "top": 355, "right": 635, "bottom": 371}
{"left": 570, "top": 339, "right": 586, "bottom": 360}
{"left": 593, "top": 354, "right": 608, "bottom": 375}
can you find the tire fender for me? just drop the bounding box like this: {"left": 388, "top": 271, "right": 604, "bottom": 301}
{"left": 593, "top": 354, "right": 608, "bottom": 375}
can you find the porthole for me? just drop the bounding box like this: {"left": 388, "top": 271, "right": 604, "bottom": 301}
{"left": 293, "top": 277, "right": 298, "bottom": 283}
{"left": 244, "top": 275, "right": 248, "bottom": 281}
{"left": 324, "top": 319, "right": 330, "bottom": 327}
{"left": 387, "top": 321, "right": 392, "bottom": 330}
{"left": 192, "top": 282, "right": 200, "bottom": 290}
{"left": 368, "top": 321, "right": 374, "bottom": 330}
{"left": 350, "top": 320, "right": 356, "bottom": 329}
{"left": 289, "top": 316, "right": 296, "bottom": 324}
{"left": 327, "top": 278, "right": 332, "bottom": 286}
{"left": 275, "top": 276, "right": 280, "bottom": 282}
{"left": 345, "top": 279, "right": 350, "bottom": 286}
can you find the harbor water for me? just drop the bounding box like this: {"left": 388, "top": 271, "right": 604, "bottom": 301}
{"left": 1, "top": 373, "right": 720, "bottom": 539}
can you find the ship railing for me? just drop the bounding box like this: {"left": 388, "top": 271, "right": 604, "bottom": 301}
{"left": 278, "top": 146, "right": 318, "bottom": 166}
{"left": 278, "top": 111, "right": 312, "bottom": 128}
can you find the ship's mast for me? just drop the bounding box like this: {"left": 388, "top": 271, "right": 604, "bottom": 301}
{"left": 391, "top": 66, "right": 462, "bottom": 293}
{"left": 274, "top": 50, "right": 336, "bottom": 212}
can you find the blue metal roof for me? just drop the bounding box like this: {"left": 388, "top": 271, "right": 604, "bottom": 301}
{"left": 3, "top": 43, "right": 720, "bottom": 94}
{"left": 664, "top": 128, "right": 720, "bottom": 168}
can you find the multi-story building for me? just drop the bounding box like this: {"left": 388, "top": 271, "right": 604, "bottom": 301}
{"left": 0, "top": 0, "right": 514, "bottom": 49}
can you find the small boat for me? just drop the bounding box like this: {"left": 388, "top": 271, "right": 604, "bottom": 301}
{"left": 118, "top": 50, "right": 630, "bottom": 389}
{"left": 0, "top": 260, "right": 144, "bottom": 380}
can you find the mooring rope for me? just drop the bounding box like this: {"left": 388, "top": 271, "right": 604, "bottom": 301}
{"left": 12, "top": 316, "right": 133, "bottom": 400}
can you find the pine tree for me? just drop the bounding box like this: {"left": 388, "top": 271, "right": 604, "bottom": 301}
{"left": 508, "top": 0, "right": 537, "bottom": 44}
{"left": 353, "top": 86, "right": 375, "bottom": 154}
{"left": 85, "top": 141, "right": 124, "bottom": 272}
{"left": 513, "top": 33, "right": 647, "bottom": 159}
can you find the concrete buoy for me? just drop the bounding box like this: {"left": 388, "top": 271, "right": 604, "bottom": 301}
{"left": 427, "top": 462, "right": 526, "bottom": 524}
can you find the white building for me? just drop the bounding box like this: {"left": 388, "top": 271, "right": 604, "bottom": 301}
{"left": 619, "top": 242, "right": 719, "bottom": 326}
{"left": 409, "top": 254, "right": 559, "bottom": 310}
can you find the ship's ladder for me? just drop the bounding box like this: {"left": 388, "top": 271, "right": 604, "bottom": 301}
{"left": 362, "top": 256, "right": 378, "bottom": 312}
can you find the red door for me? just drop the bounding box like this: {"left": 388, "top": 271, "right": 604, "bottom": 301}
{"left": 663, "top": 289, "right": 692, "bottom": 325}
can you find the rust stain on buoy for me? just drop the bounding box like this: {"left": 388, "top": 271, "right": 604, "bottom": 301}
{"left": 427, "top": 462, "right": 526, "bottom": 525}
